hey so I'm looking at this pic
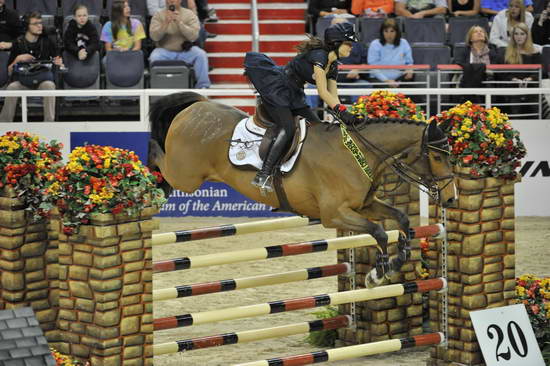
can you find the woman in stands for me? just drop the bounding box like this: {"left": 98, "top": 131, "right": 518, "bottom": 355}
{"left": 447, "top": 0, "right": 480, "bottom": 16}
{"left": 101, "top": 0, "right": 145, "bottom": 52}
{"left": 455, "top": 26, "right": 498, "bottom": 65}
{"left": 500, "top": 22, "right": 542, "bottom": 116}
{"left": 63, "top": 4, "right": 99, "bottom": 61}
{"left": 489, "top": 0, "right": 533, "bottom": 48}
{"left": 367, "top": 18, "right": 413, "bottom": 88}
{"left": 532, "top": 0, "right": 550, "bottom": 45}
{"left": 244, "top": 22, "right": 359, "bottom": 192}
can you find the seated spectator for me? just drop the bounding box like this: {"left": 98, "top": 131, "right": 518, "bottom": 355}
{"left": 447, "top": 0, "right": 481, "bottom": 16}
{"left": 481, "top": 0, "right": 533, "bottom": 17}
{"left": 63, "top": 4, "right": 100, "bottom": 61}
{"left": 0, "top": 0, "right": 22, "bottom": 51}
{"left": 454, "top": 26, "right": 498, "bottom": 103}
{"left": 308, "top": 0, "right": 353, "bottom": 33}
{"left": 395, "top": 0, "right": 447, "bottom": 18}
{"left": 306, "top": 18, "right": 370, "bottom": 108}
{"left": 148, "top": 0, "right": 217, "bottom": 39}
{"left": 499, "top": 22, "right": 541, "bottom": 116}
{"left": 0, "top": 12, "right": 64, "bottom": 122}
{"left": 367, "top": 18, "right": 414, "bottom": 87}
{"left": 532, "top": 0, "right": 550, "bottom": 45}
{"left": 351, "top": 0, "right": 394, "bottom": 17}
{"left": 490, "top": 0, "right": 533, "bottom": 47}
{"left": 101, "top": 0, "right": 145, "bottom": 53}
{"left": 149, "top": 0, "right": 211, "bottom": 88}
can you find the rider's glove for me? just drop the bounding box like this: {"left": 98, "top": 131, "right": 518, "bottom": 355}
{"left": 332, "top": 104, "right": 356, "bottom": 125}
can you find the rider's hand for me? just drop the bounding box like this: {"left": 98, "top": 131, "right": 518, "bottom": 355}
{"left": 332, "top": 104, "right": 357, "bottom": 125}
{"left": 53, "top": 56, "right": 64, "bottom": 67}
{"left": 78, "top": 49, "right": 87, "bottom": 60}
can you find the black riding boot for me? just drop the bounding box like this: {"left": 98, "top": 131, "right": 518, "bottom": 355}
{"left": 252, "top": 130, "right": 289, "bottom": 192}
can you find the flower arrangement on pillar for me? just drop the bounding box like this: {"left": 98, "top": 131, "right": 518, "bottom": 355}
{"left": 45, "top": 145, "right": 166, "bottom": 235}
{"left": 0, "top": 131, "right": 63, "bottom": 220}
{"left": 349, "top": 90, "right": 426, "bottom": 121}
{"left": 430, "top": 101, "right": 526, "bottom": 179}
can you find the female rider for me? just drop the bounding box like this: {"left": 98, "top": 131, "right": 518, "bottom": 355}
{"left": 244, "top": 22, "right": 359, "bottom": 192}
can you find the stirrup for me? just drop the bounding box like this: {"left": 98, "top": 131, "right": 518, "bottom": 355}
{"left": 251, "top": 173, "right": 274, "bottom": 194}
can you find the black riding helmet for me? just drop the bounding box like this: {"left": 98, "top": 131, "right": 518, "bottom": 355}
{"left": 324, "top": 22, "right": 357, "bottom": 52}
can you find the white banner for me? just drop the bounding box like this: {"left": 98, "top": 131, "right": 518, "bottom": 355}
{"left": 511, "top": 119, "right": 550, "bottom": 216}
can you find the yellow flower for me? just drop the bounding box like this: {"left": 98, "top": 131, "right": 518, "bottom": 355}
{"left": 516, "top": 286, "right": 526, "bottom": 296}
{"left": 67, "top": 161, "right": 83, "bottom": 173}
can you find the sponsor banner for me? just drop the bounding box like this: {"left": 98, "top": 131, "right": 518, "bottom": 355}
{"left": 511, "top": 120, "right": 550, "bottom": 216}
{"left": 157, "top": 183, "right": 289, "bottom": 217}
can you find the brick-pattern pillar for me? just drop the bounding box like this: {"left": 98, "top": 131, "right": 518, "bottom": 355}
{"left": 0, "top": 187, "right": 58, "bottom": 339}
{"left": 57, "top": 208, "right": 157, "bottom": 365}
{"left": 427, "top": 167, "right": 517, "bottom": 366}
{"left": 337, "top": 173, "right": 423, "bottom": 346}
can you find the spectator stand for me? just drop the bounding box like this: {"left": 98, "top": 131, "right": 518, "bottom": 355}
{"left": 437, "top": 64, "right": 542, "bottom": 119}
{"left": 338, "top": 64, "right": 431, "bottom": 114}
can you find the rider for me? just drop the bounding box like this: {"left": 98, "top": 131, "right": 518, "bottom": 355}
{"left": 244, "top": 22, "right": 360, "bottom": 192}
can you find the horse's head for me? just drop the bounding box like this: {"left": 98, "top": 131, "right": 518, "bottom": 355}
{"left": 392, "top": 120, "right": 457, "bottom": 207}
{"left": 421, "top": 120, "right": 457, "bottom": 207}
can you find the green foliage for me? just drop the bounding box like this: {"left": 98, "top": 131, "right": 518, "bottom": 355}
{"left": 304, "top": 306, "right": 341, "bottom": 348}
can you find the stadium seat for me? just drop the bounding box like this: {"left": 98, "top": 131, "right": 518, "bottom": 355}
{"left": 412, "top": 44, "right": 451, "bottom": 70}
{"left": 0, "top": 51, "right": 10, "bottom": 87}
{"left": 63, "top": 51, "right": 100, "bottom": 90}
{"left": 542, "top": 46, "right": 550, "bottom": 77}
{"left": 448, "top": 16, "right": 489, "bottom": 46}
{"left": 62, "top": 0, "right": 103, "bottom": 17}
{"left": 452, "top": 42, "right": 467, "bottom": 63}
{"left": 5, "top": 0, "right": 14, "bottom": 10}
{"left": 403, "top": 17, "right": 446, "bottom": 45}
{"left": 150, "top": 60, "right": 193, "bottom": 89}
{"left": 16, "top": 0, "right": 57, "bottom": 16}
{"left": 358, "top": 17, "right": 386, "bottom": 45}
{"left": 105, "top": 50, "right": 144, "bottom": 90}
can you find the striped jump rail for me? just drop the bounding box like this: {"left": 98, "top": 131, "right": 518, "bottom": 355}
{"left": 154, "top": 315, "right": 351, "bottom": 356}
{"left": 153, "top": 277, "right": 447, "bottom": 331}
{"left": 153, "top": 224, "right": 445, "bottom": 274}
{"left": 153, "top": 230, "right": 398, "bottom": 274}
{"left": 234, "top": 332, "right": 445, "bottom": 366}
{"left": 153, "top": 263, "right": 351, "bottom": 301}
{"left": 152, "top": 216, "right": 321, "bottom": 246}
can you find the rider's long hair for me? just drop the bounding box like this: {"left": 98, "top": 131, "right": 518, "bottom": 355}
{"left": 111, "top": 0, "right": 132, "bottom": 42}
{"left": 295, "top": 34, "right": 325, "bottom": 54}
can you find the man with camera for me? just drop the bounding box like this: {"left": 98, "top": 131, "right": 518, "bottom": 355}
{"left": 149, "top": 0, "right": 211, "bottom": 88}
{"left": 0, "top": 11, "right": 64, "bottom": 122}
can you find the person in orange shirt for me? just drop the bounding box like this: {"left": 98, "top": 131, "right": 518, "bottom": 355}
{"left": 351, "top": 0, "right": 394, "bottom": 16}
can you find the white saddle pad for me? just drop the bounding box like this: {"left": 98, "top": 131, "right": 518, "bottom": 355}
{"left": 228, "top": 117, "right": 306, "bottom": 173}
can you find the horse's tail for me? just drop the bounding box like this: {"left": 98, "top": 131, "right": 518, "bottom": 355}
{"left": 149, "top": 91, "right": 208, "bottom": 151}
{"left": 148, "top": 91, "right": 208, "bottom": 198}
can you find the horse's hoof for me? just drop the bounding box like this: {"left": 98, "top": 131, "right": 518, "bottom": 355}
{"left": 365, "top": 268, "right": 386, "bottom": 288}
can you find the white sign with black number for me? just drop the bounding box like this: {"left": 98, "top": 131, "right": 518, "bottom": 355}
{"left": 470, "top": 304, "right": 545, "bottom": 366}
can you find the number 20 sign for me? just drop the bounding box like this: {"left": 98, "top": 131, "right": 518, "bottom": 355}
{"left": 470, "top": 304, "right": 545, "bottom": 366}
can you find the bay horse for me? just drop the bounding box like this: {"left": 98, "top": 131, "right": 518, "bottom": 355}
{"left": 148, "top": 92, "right": 457, "bottom": 286}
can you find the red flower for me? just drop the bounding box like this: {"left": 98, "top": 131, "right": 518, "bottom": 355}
{"left": 463, "top": 155, "right": 473, "bottom": 164}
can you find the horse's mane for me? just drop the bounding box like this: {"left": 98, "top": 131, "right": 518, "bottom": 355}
{"left": 359, "top": 117, "right": 427, "bottom": 127}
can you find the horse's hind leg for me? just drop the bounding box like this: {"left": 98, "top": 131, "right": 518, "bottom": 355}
{"left": 329, "top": 206, "right": 391, "bottom": 286}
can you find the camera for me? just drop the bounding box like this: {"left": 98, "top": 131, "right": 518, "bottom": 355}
{"left": 169, "top": 5, "right": 176, "bottom": 11}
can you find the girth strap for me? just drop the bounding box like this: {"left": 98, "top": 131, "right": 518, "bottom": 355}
{"left": 273, "top": 170, "right": 294, "bottom": 213}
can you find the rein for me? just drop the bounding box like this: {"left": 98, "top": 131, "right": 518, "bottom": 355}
{"left": 344, "top": 118, "right": 453, "bottom": 201}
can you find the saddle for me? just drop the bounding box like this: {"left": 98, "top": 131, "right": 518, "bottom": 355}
{"left": 253, "top": 99, "right": 303, "bottom": 164}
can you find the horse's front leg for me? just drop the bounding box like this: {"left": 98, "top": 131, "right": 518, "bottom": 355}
{"left": 360, "top": 198, "right": 412, "bottom": 287}
{"left": 328, "top": 206, "right": 391, "bottom": 287}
